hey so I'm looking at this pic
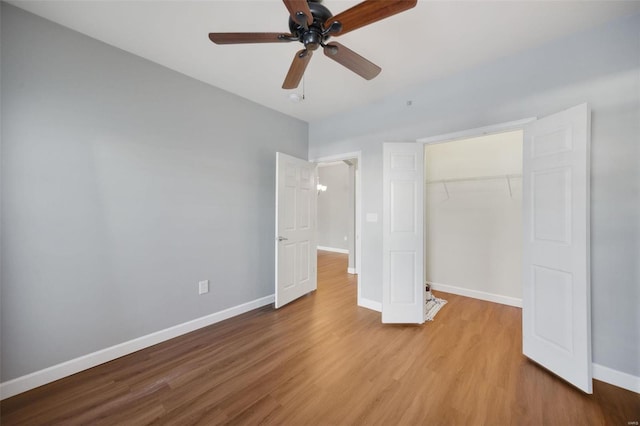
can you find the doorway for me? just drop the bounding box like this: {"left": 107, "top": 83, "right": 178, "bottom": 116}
{"left": 424, "top": 130, "right": 524, "bottom": 307}
{"left": 313, "top": 151, "right": 362, "bottom": 306}
{"left": 317, "top": 160, "right": 357, "bottom": 273}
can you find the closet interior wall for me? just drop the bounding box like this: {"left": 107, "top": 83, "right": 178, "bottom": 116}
{"left": 425, "top": 131, "right": 523, "bottom": 302}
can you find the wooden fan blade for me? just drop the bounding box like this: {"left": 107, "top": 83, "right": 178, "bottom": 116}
{"left": 283, "top": 50, "right": 313, "bottom": 89}
{"left": 328, "top": 0, "right": 417, "bottom": 36}
{"left": 323, "top": 42, "right": 381, "bottom": 80}
{"left": 283, "top": 0, "right": 313, "bottom": 26}
{"left": 209, "top": 33, "right": 294, "bottom": 44}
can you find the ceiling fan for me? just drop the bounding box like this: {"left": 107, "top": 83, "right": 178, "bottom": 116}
{"left": 208, "top": 0, "right": 417, "bottom": 89}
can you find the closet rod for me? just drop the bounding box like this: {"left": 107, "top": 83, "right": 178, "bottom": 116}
{"left": 425, "top": 173, "right": 522, "bottom": 185}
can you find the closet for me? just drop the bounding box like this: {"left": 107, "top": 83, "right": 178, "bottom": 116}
{"left": 425, "top": 130, "right": 523, "bottom": 305}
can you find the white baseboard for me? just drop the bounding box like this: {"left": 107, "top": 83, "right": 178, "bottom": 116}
{"left": 6, "top": 293, "right": 635, "bottom": 401}
{"left": 428, "top": 281, "right": 522, "bottom": 308}
{"left": 0, "top": 294, "right": 275, "bottom": 400}
{"left": 317, "top": 246, "right": 349, "bottom": 254}
{"left": 347, "top": 267, "right": 356, "bottom": 274}
{"left": 593, "top": 363, "right": 640, "bottom": 394}
{"left": 358, "top": 297, "right": 382, "bottom": 312}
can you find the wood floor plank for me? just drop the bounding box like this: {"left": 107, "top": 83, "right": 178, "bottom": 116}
{"left": 1, "top": 250, "right": 638, "bottom": 425}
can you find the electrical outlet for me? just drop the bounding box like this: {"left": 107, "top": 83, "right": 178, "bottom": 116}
{"left": 198, "top": 280, "right": 209, "bottom": 295}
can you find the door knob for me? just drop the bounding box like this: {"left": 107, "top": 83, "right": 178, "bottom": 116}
{"left": 277, "top": 236, "right": 288, "bottom": 241}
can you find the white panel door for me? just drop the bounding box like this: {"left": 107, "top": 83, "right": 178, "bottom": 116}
{"left": 523, "top": 103, "right": 592, "bottom": 393}
{"left": 382, "top": 143, "right": 424, "bottom": 323}
{"left": 275, "top": 152, "right": 317, "bottom": 309}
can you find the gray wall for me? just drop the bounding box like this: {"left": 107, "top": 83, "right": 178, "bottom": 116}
{"left": 0, "top": 4, "right": 308, "bottom": 382}
{"left": 317, "top": 163, "right": 350, "bottom": 251}
{"left": 309, "top": 14, "right": 640, "bottom": 377}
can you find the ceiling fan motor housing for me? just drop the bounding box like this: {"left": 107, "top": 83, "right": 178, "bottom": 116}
{"left": 288, "top": 1, "right": 333, "bottom": 51}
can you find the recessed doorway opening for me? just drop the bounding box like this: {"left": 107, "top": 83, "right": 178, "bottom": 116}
{"left": 424, "top": 130, "right": 524, "bottom": 307}
{"left": 313, "top": 151, "right": 362, "bottom": 306}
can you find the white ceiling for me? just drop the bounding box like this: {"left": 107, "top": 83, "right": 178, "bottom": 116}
{"left": 8, "top": 0, "right": 640, "bottom": 122}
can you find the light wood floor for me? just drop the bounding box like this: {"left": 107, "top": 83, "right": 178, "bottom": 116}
{"left": 2, "top": 251, "right": 638, "bottom": 425}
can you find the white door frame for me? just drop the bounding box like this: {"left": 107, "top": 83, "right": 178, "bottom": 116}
{"left": 417, "top": 118, "right": 536, "bottom": 306}
{"left": 418, "top": 118, "right": 537, "bottom": 146}
{"left": 311, "top": 151, "right": 363, "bottom": 306}
{"left": 419, "top": 119, "right": 535, "bottom": 308}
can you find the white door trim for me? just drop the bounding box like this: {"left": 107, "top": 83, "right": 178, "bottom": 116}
{"left": 311, "top": 151, "right": 363, "bottom": 307}
{"left": 417, "top": 117, "right": 537, "bottom": 146}
{"left": 417, "top": 119, "right": 536, "bottom": 309}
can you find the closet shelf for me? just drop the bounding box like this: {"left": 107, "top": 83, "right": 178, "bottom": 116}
{"left": 426, "top": 174, "right": 522, "bottom": 199}
{"left": 425, "top": 173, "right": 522, "bottom": 185}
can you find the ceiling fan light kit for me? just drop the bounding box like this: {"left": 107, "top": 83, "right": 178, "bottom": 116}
{"left": 289, "top": 93, "right": 304, "bottom": 102}
{"left": 208, "top": 0, "right": 417, "bottom": 90}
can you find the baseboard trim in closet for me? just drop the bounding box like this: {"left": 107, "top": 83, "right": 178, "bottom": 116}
{"left": 358, "top": 297, "right": 382, "bottom": 312}
{"left": 428, "top": 281, "right": 522, "bottom": 308}
{"left": 317, "top": 246, "right": 349, "bottom": 254}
